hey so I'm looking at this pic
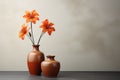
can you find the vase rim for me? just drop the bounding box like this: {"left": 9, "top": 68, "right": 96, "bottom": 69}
{"left": 32, "top": 45, "right": 40, "bottom": 47}
{"left": 47, "top": 55, "right": 55, "bottom": 58}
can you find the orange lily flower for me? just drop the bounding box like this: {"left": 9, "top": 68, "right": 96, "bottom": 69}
{"left": 23, "top": 10, "right": 39, "bottom": 24}
{"left": 40, "top": 19, "right": 55, "bottom": 35}
{"left": 19, "top": 24, "right": 29, "bottom": 40}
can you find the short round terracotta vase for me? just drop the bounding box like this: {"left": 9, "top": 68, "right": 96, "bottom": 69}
{"left": 41, "top": 55, "right": 60, "bottom": 77}
{"left": 27, "top": 45, "right": 44, "bottom": 75}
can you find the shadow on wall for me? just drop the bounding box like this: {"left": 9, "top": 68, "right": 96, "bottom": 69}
{"left": 61, "top": 0, "right": 120, "bottom": 58}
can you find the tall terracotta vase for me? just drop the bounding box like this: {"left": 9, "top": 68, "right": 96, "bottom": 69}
{"left": 41, "top": 55, "right": 60, "bottom": 77}
{"left": 27, "top": 45, "right": 44, "bottom": 75}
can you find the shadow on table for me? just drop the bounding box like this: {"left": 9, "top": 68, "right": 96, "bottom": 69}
{"left": 27, "top": 75, "right": 78, "bottom": 80}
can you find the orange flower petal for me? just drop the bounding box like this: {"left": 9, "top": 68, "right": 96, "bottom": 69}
{"left": 23, "top": 10, "right": 39, "bottom": 24}
{"left": 40, "top": 19, "right": 55, "bottom": 35}
{"left": 19, "top": 24, "right": 29, "bottom": 40}
{"left": 47, "top": 31, "right": 52, "bottom": 35}
{"left": 32, "top": 10, "right": 39, "bottom": 16}
{"left": 42, "top": 19, "right": 48, "bottom": 26}
{"left": 49, "top": 22, "right": 54, "bottom": 27}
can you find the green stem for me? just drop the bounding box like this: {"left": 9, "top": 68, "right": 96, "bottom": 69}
{"left": 27, "top": 34, "right": 34, "bottom": 44}
{"left": 30, "top": 22, "right": 35, "bottom": 44}
{"left": 37, "top": 32, "right": 44, "bottom": 45}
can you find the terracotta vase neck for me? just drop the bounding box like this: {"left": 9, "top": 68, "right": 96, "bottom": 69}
{"left": 32, "top": 45, "right": 40, "bottom": 51}
{"left": 47, "top": 55, "right": 55, "bottom": 60}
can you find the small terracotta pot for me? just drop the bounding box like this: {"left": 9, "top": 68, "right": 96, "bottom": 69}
{"left": 41, "top": 55, "right": 60, "bottom": 77}
{"left": 27, "top": 45, "right": 44, "bottom": 75}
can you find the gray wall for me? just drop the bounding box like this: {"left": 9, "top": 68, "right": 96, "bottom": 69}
{"left": 0, "top": 0, "right": 120, "bottom": 71}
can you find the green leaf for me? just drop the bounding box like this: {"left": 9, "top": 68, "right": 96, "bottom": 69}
{"left": 29, "top": 32, "right": 31, "bottom": 37}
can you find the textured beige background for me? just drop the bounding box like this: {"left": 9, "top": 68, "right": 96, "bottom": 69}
{"left": 0, "top": 0, "right": 120, "bottom": 71}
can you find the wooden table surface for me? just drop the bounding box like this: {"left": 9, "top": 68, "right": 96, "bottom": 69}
{"left": 0, "top": 71, "right": 120, "bottom": 80}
